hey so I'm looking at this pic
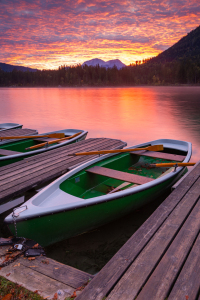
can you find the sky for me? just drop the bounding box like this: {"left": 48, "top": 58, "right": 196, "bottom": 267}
{"left": 0, "top": 0, "right": 200, "bottom": 70}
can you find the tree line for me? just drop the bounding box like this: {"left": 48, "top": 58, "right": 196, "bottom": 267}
{"left": 0, "top": 58, "right": 200, "bottom": 87}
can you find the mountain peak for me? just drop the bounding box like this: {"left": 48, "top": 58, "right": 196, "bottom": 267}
{"left": 82, "top": 58, "right": 126, "bottom": 69}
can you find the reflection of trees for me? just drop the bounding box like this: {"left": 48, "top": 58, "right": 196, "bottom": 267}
{"left": 159, "top": 89, "right": 200, "bottom": 141}
{"left": 0, "top": 59, "right": 200, "bottom": 87}
{"left": 169, "top": 91, "right": 200, "bottom": 124}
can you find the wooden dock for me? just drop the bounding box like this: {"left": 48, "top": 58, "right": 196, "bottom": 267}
{"left": 76, "top": 162, "right": 200, "bottom": 300}
{"left": 0, "top": 245, "right": 93, "bottom": 299}
{"left": 0, "top": 137, "right": 126, "bottom": 210}
{"left": 0, "top": 128, "right": 38, "bottom": 139}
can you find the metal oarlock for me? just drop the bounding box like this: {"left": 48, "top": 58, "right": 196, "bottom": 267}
{"left": 173, "top": 163, "right": 178, "bottom": 172}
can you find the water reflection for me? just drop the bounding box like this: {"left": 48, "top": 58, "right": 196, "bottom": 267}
{"left": 0, "top": 86, "right": 200, "bottom": 160}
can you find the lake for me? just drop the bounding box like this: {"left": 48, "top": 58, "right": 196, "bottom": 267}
{"left": 0, "top": 86, "right": 200, "bottom": 274}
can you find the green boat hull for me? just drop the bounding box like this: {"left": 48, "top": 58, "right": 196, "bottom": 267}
{"left": 7, "top": 176, "right": 177, "bottom": 247}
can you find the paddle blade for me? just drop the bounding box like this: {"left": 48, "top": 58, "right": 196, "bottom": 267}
{"left": 147, "top": 145, "right": 164, "bottom": 152}
{"left": 48, "top": 133, "right": 65, "bottom": 138}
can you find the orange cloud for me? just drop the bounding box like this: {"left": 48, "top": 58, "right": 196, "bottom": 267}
{"left": 0, "top": 0, "right": 199, "bottom": 69}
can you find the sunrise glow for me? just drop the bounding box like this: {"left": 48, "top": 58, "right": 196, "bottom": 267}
{"left": 1, "top": 0, "right": 200, "bottom": 70}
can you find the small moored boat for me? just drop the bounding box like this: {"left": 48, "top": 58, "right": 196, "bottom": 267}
{"left": 0, "top": 123, "right": 23, "bottom": 131}
{"left": 4, "top": 139, "right": 192, "bottom": 246}
{"left": 0, "top": 128, "right": 88, "bottom": 167}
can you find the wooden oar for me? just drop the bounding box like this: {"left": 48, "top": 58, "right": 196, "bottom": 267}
{"left": 0, "top": 133, "right": 65, "bottom": 140}
{"left": 68, "top": 145, "right": 164, "bottom": 156}
{"left": 25, "top": 131, "right": 82, "bottom": 150}
{"left": 150, "top": 162, "right": 196, "bottom": 168}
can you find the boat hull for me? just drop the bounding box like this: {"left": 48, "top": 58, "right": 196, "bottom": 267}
{"left": 6, "top": 172, "right": 183, "bottom": 247}
{"left": 0, "top": 123, "right": 23, "bottom": 131}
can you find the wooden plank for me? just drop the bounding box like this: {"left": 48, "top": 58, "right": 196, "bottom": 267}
{"left": 19, "top": 256, "right": 93, "bottom": 289}
{"left": 0, "top": 149, "right": 22, "bottom": 156}
{"left": 0, "top": 138, "right": 104, "bottom": 173}
{"left": 136, "top": 197, "right": 200, "bottom": 300}
{"left": 107, "top": 178, "right": 200, "bottom": 300}
{"left": 75, "top": 161, "right": 200, "bottom": 300}
{"left": 168, "top": 232, "right": 200, "bottom": 300}
{"left": 86, "top": 166, "right": 154, "bottom": 184}
{"left": 0, "top": 138, "right": 115, "bottom": 174}
{"left": 0, "top": 128, "right": 37, "bottom": 137}
{"left": 131, "top": 150, "right": 185, "bottom": 162}
{"left": 0, "top": 139, "right": 125, "bottom": 189}
{"left": 0, "top": 262, "right": 74, "bottom": 300}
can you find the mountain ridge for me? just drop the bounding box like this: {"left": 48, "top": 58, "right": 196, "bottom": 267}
{"left": 149, "top": 25, "right": 200, "bottom": 63}
{"left": 0, "top": 62, "right": 37, "bottom": 72}
{"left": 82, "top": 58, "right": 126, "bottom": 69}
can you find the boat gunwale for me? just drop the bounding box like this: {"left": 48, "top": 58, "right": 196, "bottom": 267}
{"left": 0, "top": 123, "right": 23, "bottom": 132}
{"left": 4, "top": 139, "right": 192, "bottom": 223}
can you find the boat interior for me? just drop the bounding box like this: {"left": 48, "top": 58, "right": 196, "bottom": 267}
{"left": 0, "top": 136, "right": 68, "bottom": 156}
{"left": 60, "top": 147, "right": 187, "bottom": 199}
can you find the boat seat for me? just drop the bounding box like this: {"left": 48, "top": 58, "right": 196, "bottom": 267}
{"left": 130, "top": 150, "right": 185, "bottom": 162}
{"left": 86, "top": 166, "right": 154, "bottom": 185}
{"left": 0, "top": 149, "right": 22, "bottom": 156}
{"left": 33, "top": 137, "right": 58, "bottom": 143}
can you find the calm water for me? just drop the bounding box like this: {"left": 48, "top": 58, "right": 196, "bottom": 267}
{"left": 1, "top": 86, "right": 200, "bottom": 160}
{"left": 0, "top": 86, "right": 200, "bottom": 273}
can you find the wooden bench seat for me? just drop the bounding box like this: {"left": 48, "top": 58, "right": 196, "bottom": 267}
{"left": 131, "top": 150, "right": 185, "bottom": 162}
{"left": 0, "top": 149, "right": 22, "bottom": 156}
{"left": 86, "top": 166, "right": 154, "bottom": 185}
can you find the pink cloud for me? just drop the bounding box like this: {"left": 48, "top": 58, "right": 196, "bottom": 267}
{"left": 0, "top": 0, "right": 199, "bottom": 69}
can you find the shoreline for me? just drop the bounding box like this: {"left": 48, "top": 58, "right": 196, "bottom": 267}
{"left": 0, "top": 84, "right": 200, "bottom": 88}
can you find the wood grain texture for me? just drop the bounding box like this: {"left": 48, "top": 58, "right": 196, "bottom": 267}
{"left": 168, "top": 232, "right": 200, "bottom": 300}
{"left": 136, "top": 196, "right": 200, "bottom": 300}
{"left": 132, "top": 150, "right": 185, "bottom": 162}
{"left": 0, "top": 245, "right": 93, "bottom": 298}
{"left": 107, "top": 177, "right": 200, "bottom": 300}
{"left": 0, "top": 128, "right": 37, "bottom": 137}
{"left": 86, "top": 166, "right": 154, "bottom": 184}
{"left": 0, "top": 262, "right": 74, "bottom": 300}
{"left": 0, "top": 139, "right": 116, "bottom": 186}
{"left": 75, "top": 162, "right": 200, "bottom": 300}
{"left": 18, "top": 256, "right": 93, "bottom": 289}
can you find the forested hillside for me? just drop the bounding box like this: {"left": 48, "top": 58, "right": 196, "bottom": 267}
{"left": 150, "top": 25, "right": 200, "bottom": 63}
{"left": 0, "top": 26, "right": 200, "bottom": 86}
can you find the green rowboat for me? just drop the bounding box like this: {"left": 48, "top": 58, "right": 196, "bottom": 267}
{"left": 4, "top": 139, "right": 192, "bottom": 246}
{"left": 0, "top": 128, "right": 88, "bottom": 167}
